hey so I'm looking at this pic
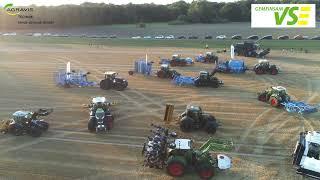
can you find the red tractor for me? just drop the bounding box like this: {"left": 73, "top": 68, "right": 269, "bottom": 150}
{"left": 170, "top": 54, "right": 187, "bottom": 67}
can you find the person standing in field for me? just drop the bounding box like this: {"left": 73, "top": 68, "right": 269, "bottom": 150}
{"left": 205, "top": 44, "right": 208, "bottom": 49}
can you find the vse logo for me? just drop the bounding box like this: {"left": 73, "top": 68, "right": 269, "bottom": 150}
{"left": 252, "top": 4, "right": 316, "bottom": 28}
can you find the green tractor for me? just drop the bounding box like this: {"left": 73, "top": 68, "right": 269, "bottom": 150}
{"left": 166, "top": 138, "right": 233, "bottom": 179}
{"left": 257, "top": 86, "right": 291, "bottom": 107}
{"left": 157, "top": 64, "right": 180, "bottom": 79}
{"left": 179, "top": 104, "right": 220, "bottom": 134}
{"left": 142, "top": 125, "right": 233, "bottom": 179}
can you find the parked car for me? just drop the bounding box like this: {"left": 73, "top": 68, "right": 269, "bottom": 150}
{"left": 109, "top": 35, "right": 117, "bottom": 38}
{"left": 131, "top": 36, "right": 141, "bottom": 39}
{"left": 247, "top": 35, "right": 259, "bottom": 40}
{"left": 261, "top": 35, "right": 273, "bottom": 40}
{"left": 277, "top": 35, "right": 289, "bottom": 40}
{"left": 143, "top": 36, "right": 152, "bottom": 39}
{"left": 188, "top": 36, "right": 198, "bottom": 39}
{"left": 43, "top": 33, "right": 52, "bottom": 37}
{"left": 33, "top": 33, "right": 42, "bottom": 37}
{"left": 165, "top": 35, "right": 175, "bottom": 39}
{"left": 24, "top": 33, "right": 33, "bottom": 36}
{"left": 231, "top": 34, "right": 242, "bottom": 40}
{"left": 293, "top": 35, "right": 304, "bottom": 40}
{"left": 178, "top": 36, "right": 186, "bottom": 39}
{"left": 216, "top": 35, "right": 226, "bottom": 40}
{"left": 311, "top": 36, "right": 320, "bottom": 40}
{"left": 205, "top": 35, "right": 212, "bottom": 39}
{"left": 155, "top": 35, "right": 164, "bottom": 39}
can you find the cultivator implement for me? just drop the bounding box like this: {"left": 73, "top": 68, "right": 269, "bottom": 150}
{"left": 54, "top": 62, "right": 97, "bottom": 87}
{"left": 54, "top": 69, "right": 97, "bottom": 87}
{"left": 282, "top": 101, "right": 318, "bottom": 115}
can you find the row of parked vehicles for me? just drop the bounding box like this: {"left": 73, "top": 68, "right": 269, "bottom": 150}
{"left": 132, "top": 34, "right": 320, "bottom": 40}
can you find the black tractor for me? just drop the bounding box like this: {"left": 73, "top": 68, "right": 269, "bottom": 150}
{"left": 179, "top": 104, "right": 220, "bottom": 134}
{"left": 100, "top": 72, "right": 128, "bottom": 91}
{"left": 234, "top": 41, "right": 270, "bottom": 58}
{"left": 87, "top": 97, "right": 114, "bottom": 133}
{"left": 253, "top": 59, "right": 279, "bottom": 75}
{"left": 204, "top": 52, "right": 218, "bottom": 63}
{"left": 194, "top": 71, "right": 223, "bottom": 88}
{"left": 157, "top": 64, "right": 180, "bottom": 79}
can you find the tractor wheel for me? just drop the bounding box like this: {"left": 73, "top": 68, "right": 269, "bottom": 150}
{"left": 88, "top": 119, "right": 96, "bottom": 132}
{"left": 258, "top": 93, "right": 267, "bottom": 102}
{"left": 270, "top": 68, "right": 278, "bottom": 75}
{"left": 194, "top": 79, "right": 201, "bottom": 87}
{"left": 114, "top": 83, "right": 126, "bottom": 91}
{"left": 8, "top": 124, "right": 23, "bottom": 136}
{"left": 210, "top": 81, "right": 219, "bottom": 88}
{"left": 254, "top": 68, "right": 264, "bottom": 75}
{"left": 269, "top": 96, "right": 279, "bottom": 107}
{"left": 180, "top": 117, "right": 194, "bottom": 132}
{"left": 128, "top": 71, "right": 134, "bottom": 75}
{"left": 100, "top": 79, "right": 111, "bottom": 90}
{"left": 106, "top": 117, "right": 114, "bottom": 130}
{"left": 38, "top": 121, "right": 49, "bottom": 131}
{"left": 205, "top": 121, "right": 217, "bottom": 134}
{"left": 166, "top": 156, "right": 186, "bottom": 177}
{"left": 197, "top": 163, "right": 215, "bottom": 179}
{"left": 30, "top": 127, "right": 42, "bottom": 137}
{"left": 157, "top": 70, "right": 165, "bottom": 78}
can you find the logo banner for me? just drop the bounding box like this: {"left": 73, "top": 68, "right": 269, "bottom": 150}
{"left": 251, "top": 4, "right": 316, "bottom": 28}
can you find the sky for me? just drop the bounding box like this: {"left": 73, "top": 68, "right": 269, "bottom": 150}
{"left": 0, "top": 0, "right": 238, "bottom": 6}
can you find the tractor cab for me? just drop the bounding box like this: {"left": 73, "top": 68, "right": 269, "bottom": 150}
{"left": 172, "top": 54, "right": 180, "bottom": 60}
{"left": 104, "top": 71, "right": 117, "bottom": 79}
{"left": 186, "top": 104, "right": 203, "bottom": 121}
{"left": 168, "top": 138, "right": 193, "bottom": 156}
{"left": 12, "top": 111, "right": 32, "bottom": 124}
{"left": 174, "top": 139, "right": 192, "bottom": 150}
{"left": 271, "top": 86, "right": 287, "bottom": 95}
{"left": 199, "top": 71, "right": 210, "bottom": 80}
{"left": 92, "top": 97, "right": 110, "bottom": 107}
{"left": 205, "top": 52, "right": 213, "bottom": 57}
{"left": 293, "top": 131, "right": 320, "bottom": 179}
{"left": 160, "top": 64, "right": 170, "bottom": 71}
{"left": 90, "top": 97, "right": 110, "bottom": 115}
{"left": 258, "top": 59, "right": 269, "bottom": 66}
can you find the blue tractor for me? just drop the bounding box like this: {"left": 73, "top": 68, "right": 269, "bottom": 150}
{"left": 2, "top": 109, "right": 52, "bottom": 137}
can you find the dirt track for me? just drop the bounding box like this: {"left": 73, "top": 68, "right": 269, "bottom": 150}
{"left": 0, "top": 43, "right": 319, "bottom": 180}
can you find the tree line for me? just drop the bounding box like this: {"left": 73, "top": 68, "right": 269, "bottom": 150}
{"left": 0, "top": 0, "right": 319, "bottom": 29}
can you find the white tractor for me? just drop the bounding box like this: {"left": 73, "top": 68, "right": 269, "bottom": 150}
{"left": 293, "top": 131, "right": 320, "bottom": 179}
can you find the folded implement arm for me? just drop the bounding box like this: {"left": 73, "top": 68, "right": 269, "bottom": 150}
{"left": 199, "top": 138, "right": 234, "bottom": 153}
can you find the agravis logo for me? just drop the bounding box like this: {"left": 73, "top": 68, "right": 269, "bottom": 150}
{"left": 3, "top": 3, "right": 20, "bottom": 16}
{"left": 252, "top": 4, "right": 316, "bottom": 28}
{"left": 1, "top": 2, "right": 33, "bottom": 16}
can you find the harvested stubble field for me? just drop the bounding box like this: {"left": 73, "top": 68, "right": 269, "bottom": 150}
{"left": 0, "top": 42, "right": 319, "bottom": 180}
